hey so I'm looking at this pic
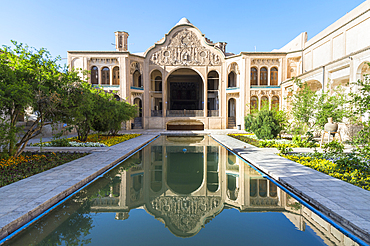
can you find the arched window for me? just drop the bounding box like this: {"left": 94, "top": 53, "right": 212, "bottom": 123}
{"left": 250, "top": 96, "right": 258, "bottom": 112}
{"left": 260, "top": 67, "right": 268, "bottom": 85}
{"left": 251, "top": 67, "right": 258, "bottom": 85}
{"left": 228, "top": 71, "right": 236, "bottom": 88}
{"left": 91, "top": 66, "right": 98, "bottom": 84}
{"left": 259, "top": 179, "right": 267, "bottom": 197}
{"left": 207, "top": 71, "right": 220, "bottom": 113}
{"left": 270, "top": 67, "right": 278, "bottom": 85}
{"left": 113, "top": 67, "right": 119, "bottom": 85}
{"left": 133, "top": 70, "right": 141, "bottom": 87}
{"left": 207, "top": 71, "right": 219, "bottom": 90}
{"left": 154, "top": 76, "right": 162, "bottom": 91}
{"left": 261, "top": 96, "right": 269, "bottom": 110}
{"left": 101, "top": 67, "right": 110, "bottom": 85}
{"left": 272, "top": 96, "right": 279, "bottom": 110}
{"left": 269, "top": 181, "right": 277, "bottom": 197}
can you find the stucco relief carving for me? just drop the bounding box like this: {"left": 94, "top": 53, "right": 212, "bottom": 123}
{"left": 250, "top": 90, "right": 281, "bottom": 97}
{"left": 130, "top": 61, "right": 142, "bottom": 74}
{"left": 228, "top": 62, "right": 240, "bottom": 75}
{"left": 251, "top": 59, "right": 280, "bottom": 66}
{"left": 150, "top": 29, "right": 221, "bottom": 66}
{"left": 150, "top": 196, "right": 222, "bottom": 233}
{"left": 130, "top": 187, "right": 143, "bottom": 202}
{"left": 227, "top": 93, "right": 239, "bottom": 98}
{"left": 132, "top": 93, "right": 143, "bottom": 99}
{"left": 89, "top": 58, "right": 118, "bottom": 64}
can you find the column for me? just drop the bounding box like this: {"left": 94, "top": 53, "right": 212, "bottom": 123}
{"left": 204, "top": 77, "right": 208, "bottom": 117}
{"left": 110, "top": 66, "right": 113, "bottom": 86}
{"left": 98, "top": 66, "right": 102, "bottom": 86}
{"left": 162, "top": 68, "right": 167, "bottom": 117}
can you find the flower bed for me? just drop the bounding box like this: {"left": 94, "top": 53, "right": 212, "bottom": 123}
{"left": 228, "top": 134, "right": 318, "bottom": 148}
{"left": 280, "top": 153, "right": 370, "bottom": 191}
{"left": 32, "top": 134, "right": 141, "bottom": 147}
{"left": 0, "top": 152, "right": 88, "bottom": 187}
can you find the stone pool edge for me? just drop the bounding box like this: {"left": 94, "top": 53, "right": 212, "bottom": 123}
{"left": 210, "top": 134, "right": 370, "bottom": 245}
{"left": 0, "top": 134, "right": 159, "bottom": 242}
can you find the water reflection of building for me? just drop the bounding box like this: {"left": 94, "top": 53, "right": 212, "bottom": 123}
{"left": 90, "top": 136, "right": 357, "bottom": 245}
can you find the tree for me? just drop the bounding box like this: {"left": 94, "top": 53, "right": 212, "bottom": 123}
{"left": 288, "top": 78, "right": 319, "bottom": 132}
{"left": 349, "top": 64, "right": 370, "bottom": 158}
{"left": 0, "top": 41, "right": 80, "bottom": 157}
{"left": 315, "top": 85, "right": 349, "bottom": 128}
{"left": 289, "top": 78, "right": 348, "bottom": 133}
{"left": 62, "top": 83, "right": 137, "bottom": 140}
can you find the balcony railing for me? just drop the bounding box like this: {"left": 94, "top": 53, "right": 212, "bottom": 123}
{"left": 130, "top": 86, "right": 144, "bottom": 90}
{"left": 207, "top": 110, "right": 219, "bottom": 117}
{"left": 151, "top": 110, "right": 163, "bottom": 117}
{"left": 226, "top": 87, "right": 240, "bottom": 91}
{"left": 166, "top": 110, "right": 204, "bottom": 117}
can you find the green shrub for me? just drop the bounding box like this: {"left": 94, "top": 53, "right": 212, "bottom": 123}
{"left": 249, "top": 110, "right": 282, "bottom": 140}
{"left": 323, "top": 139, "right": 344, "bottom": 154}
{"left": 277, "top": 144, "right": 293, "bottom": 154}
{"left": 244, "top": 114, "right": 254, "bottom": 132}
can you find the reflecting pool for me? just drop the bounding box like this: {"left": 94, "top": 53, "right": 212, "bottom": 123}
{"left": 4, "top": 136, "right": 358, "bottom": 245}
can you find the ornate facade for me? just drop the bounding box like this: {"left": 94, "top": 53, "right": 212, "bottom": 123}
{"left": 68, "top": 1, "right": 370, "bottom": 130}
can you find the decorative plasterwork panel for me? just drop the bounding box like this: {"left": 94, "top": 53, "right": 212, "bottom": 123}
{"left": 89, "top": 58, "right": 118, "bottom": 65}
{"left": 150, "top": 29, "right": 221, "bottom": 66}
{"left": 228, "top": 62, "right": 240, "bottom": 75}
{"left": 227, "top": 92, "right": 239, "bottom": 99}
{"left": 150, "top": 196, "right": 222, "bottom": 233}
{"left": 250, "top": 90, "right": 281, "bottom": 97}
{"left": 130, "top": 61, "right": 143, "bottom": 74}
{"left": 132, "top": 93, "right": 143, "bottom": 99}
{"left": 251, "top": 59, "right": 280, "bottom": 66}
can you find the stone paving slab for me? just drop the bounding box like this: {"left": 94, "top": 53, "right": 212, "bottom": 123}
{"left": 0, "top": 134, "right": 158, "bottom": 241}
{"left": 211, "top": 134, "right": 370, "bottom": 245}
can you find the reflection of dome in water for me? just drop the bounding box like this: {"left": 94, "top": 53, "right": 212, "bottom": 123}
{"left": 147, "top": 196, "right": 223, "bottom": 238}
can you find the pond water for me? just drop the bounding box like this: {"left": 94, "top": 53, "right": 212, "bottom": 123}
{"left": 4, "top": 136, "right": 358, "bottom": 245}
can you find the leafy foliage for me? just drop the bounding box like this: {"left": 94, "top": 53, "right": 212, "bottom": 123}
{"left": 288, "top": 78, "right": 348, "bottom": 132}
{"left": 276, "top": 144, "right": 293, "bottom": 154}
{"left": 349, "top": 65, "right": 370, "bottom": 159}
{"left": 61, "top": 84, "right": 137, "bottom": 141}
{"left": 322, "top": 139, "right": 344, "bottom": 154}
{"left": 244, "top": 110, "right": 282, "bottom": 140}
{"left": 288, "top": 79, "right": 318, "bottom": 131}
{"left": 0, "top": 41, "right": 84, "bottom": 157}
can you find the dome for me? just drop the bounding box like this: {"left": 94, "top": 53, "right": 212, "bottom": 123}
{"left": 176, "top": 17, "right": 191, "bottom": 26}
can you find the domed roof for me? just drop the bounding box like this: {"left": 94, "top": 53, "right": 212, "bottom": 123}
{"left": 176, "top": 17, "right": 191, "bottom": 26}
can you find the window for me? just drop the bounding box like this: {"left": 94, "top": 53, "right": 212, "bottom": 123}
{"left": 270, "top": 67, "right": 278, "bottom": 85}
{"left": 113, "top": 67, "right": 119, "bottom": 85}
{"left": 228, "top": 71, "right": 236, "bottom": 87}
{"left": 154, "top": 76, "right": 162, "bottom": 91}
{"left": 102, "top": 67, "right": 110, "bottom": 85}
{"left": 133, "top": 70, "right": 141, "bottom": 87}
{"left": 272, "top": 96, "right": 279, "bottom": 110}
{"left": 260, "top": 67, "right": 268, "bottom": 85}
{"left": 91, "top": 66, "right": 98, "bottom": 84}
{"left": 250, "top": 96, "right": 258, "bottom": 111}
{"left": 251, "top": 67, "right": 258, "bottom": 85}
{"left": 261, "top": 96, "right": 269, "bottom": 109}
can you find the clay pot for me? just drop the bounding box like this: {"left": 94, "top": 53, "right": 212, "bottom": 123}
{"left": 324, "top": 117, "right": 338, "bottom": 134}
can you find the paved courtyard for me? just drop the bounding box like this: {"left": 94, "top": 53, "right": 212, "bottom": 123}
{"left": 0, "top": 130, "right": 369, "bottom": 245}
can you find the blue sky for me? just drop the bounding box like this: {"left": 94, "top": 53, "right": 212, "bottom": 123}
{"left": 0, "top": 0, "right": 366, "bottom": 64}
